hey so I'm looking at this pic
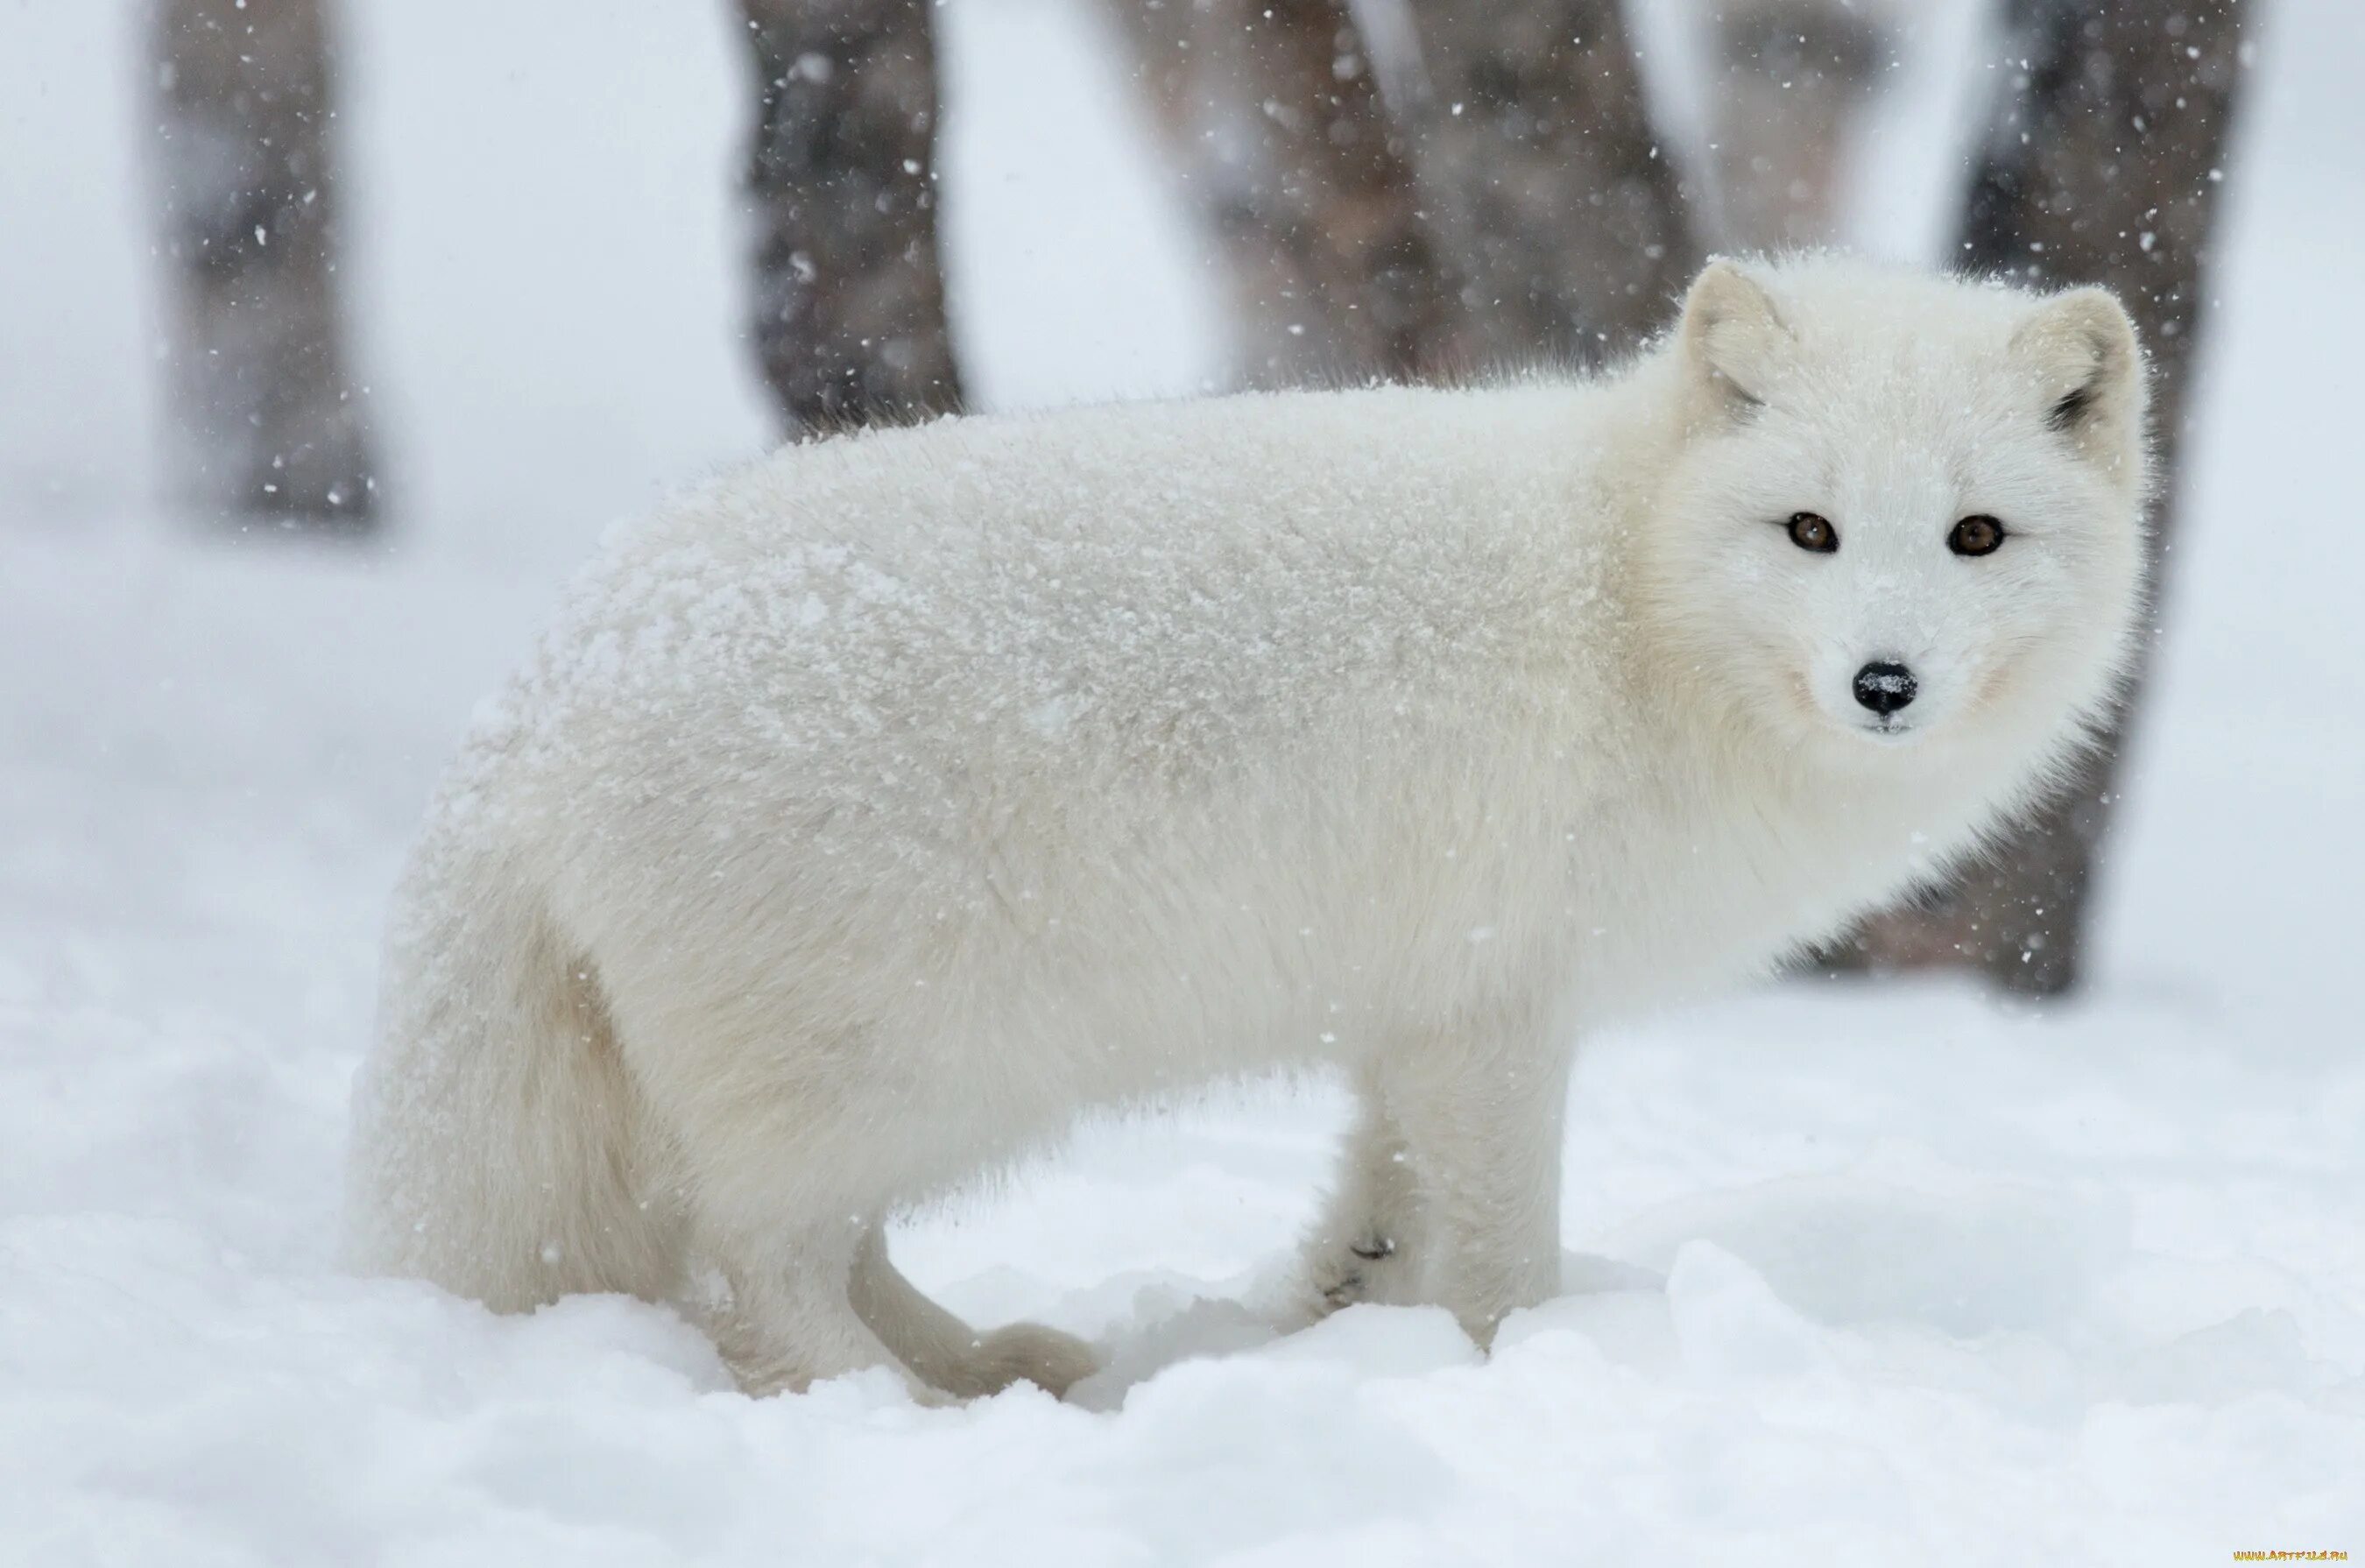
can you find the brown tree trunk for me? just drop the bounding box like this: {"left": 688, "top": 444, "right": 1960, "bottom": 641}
{"left": 1699, "top": 0, "right": 1894, "bottom": 251}
{"left": 1105, "top": 0, "right": 1698, "bottom": 380}
{"left": 1395, "top": 0, "right": 1703, "bottom": 368}
{"left": 150, "top": 0, "right": 378, "bottom": 526}
{"left": 1843, "top": 0, "right": 2257, "bottom": 995}
{"left": 1104, "top": 0, "right": 1471, "bottom": 383}
{"left": 739, "top": 0, "right": 963, "bottom": 435}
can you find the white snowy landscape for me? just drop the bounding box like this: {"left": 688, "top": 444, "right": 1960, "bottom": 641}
{"left": 4, "top": 1, "right": 2362, "bottom": 1563}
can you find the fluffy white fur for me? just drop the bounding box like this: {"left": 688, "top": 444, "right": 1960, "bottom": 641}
{"left": 345, "top": 258, "right": 2151, "bottom": 1401}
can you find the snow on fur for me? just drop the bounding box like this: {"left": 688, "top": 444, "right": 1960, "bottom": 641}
{"left": 345, "top": 257, "right": 2152, "bottom": 1403}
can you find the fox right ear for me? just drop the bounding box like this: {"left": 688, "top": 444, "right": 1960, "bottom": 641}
{"left": 1679, "top": 259, "right": 1792, "bottom": 417}
{"left": 2009, "top": 286, "right": 2147, "bottom": 462}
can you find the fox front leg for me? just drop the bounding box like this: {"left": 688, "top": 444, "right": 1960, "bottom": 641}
{"left": 1299, "top": 1070, "right": 1427, "bottom": 1320}
{"left": 1380, "top": 1022, "right": 1570, "bottom": 1346}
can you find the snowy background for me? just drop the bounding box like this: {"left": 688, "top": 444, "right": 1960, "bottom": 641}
{"left": 4, "top": 1, "right": 2362, "bottom": 1562}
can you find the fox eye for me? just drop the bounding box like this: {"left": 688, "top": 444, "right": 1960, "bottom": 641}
{"left": 1949, "top": 514, "right": 2007, "bottom": 556}
{"left": 1785, "top": 512, "right": 1838, "bottom": 553}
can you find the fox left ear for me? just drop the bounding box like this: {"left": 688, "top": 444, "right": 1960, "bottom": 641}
{"left": 1679, "top": 259, "right": 1794, "bottom": 420}
{"left": 2010, "top": 286, "right": 2147, "bottom": 463}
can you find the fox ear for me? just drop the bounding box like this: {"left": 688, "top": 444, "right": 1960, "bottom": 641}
{"left": 2010, "top": 286, "right": 2146, "bottom": 459}
{"left": 1679, "top": 259, "right": 1792, "bottom": 417}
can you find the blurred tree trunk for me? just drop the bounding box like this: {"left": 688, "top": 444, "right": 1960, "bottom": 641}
{"left": 1395, "top": 0, "right": 1702, "bottom": 368}
{"left": 1105, "top": 0, "right": 1696, "bottom": 380}
{"left": 1106, "top": 0, "right": 1469, "bottom": 383}
{"left": 1698, "top": 0, "right": 1894, "bottom": 251}
{"left": 150, "top": 0, "right": 378, "bottom": 526}
{"left": 1843, "top": 0, "right": 2257, "bottom": 995}
{"left": 739, "top": 0, "right": 963, "bottom": 435}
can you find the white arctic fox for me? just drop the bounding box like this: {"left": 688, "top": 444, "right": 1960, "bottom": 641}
{"left": 347, "top": 258, "right": 2150, "bottom": 1400}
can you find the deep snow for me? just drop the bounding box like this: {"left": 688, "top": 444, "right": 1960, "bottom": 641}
{"left": 3, "top": 1, "right": 2362, "bottom": 1564}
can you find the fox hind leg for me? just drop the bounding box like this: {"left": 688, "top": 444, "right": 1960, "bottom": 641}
{"left": 683, "top": 1212, "right": 945, "bottom": 1402}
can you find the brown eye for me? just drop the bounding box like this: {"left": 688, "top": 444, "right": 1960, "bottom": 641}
{"left": 1949, "top": 514, "right": 2007, "bottom": 556}
{"left": 1786, "top": 512, "right": 1838, "bottom": 553}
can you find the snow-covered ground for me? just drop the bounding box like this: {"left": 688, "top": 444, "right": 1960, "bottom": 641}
{"left": 4, "top": 1, "right": 2362, "bottom": 1562}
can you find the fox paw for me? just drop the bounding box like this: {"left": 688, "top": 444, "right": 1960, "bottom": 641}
{"left": 1302, "top": 1232, "right": 1403, "bottom": 1323}
{"left": 960, "top": 1322, "right": 1098, "bottom": 1399}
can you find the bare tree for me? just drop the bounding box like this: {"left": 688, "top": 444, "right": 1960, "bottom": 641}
{"left": 1396, "top": 0, "right": 1702, "bottom": 369}
{"left": 1695, "top": 0, "right": 1898, "bottom": 250}
{"left": 1108, "top": 0, "right": 1698, "bottom": 380}
{"left": 149, "top": 0, "right": 377, "bottom": 526}
{"left": 738, "top": 0, "right": 964, "bottom": 435}
{"left": 1107, "top": 0, "right": 1469, "bottom": 383}
{"left": 1845, "top": 0, "right": 2257, "bottom": 994}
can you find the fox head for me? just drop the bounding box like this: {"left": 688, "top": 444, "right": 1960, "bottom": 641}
{"left": 1641, "top": 257, "right": 2151, "bottom": 788}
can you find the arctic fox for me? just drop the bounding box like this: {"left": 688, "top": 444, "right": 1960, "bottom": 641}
{"left": 347, "top": 258, "right": 2150, "bottom": 1401}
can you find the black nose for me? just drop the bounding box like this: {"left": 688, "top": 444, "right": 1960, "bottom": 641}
{"left": 1853, "top": 661, "right": 1918, "bottom": 716}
